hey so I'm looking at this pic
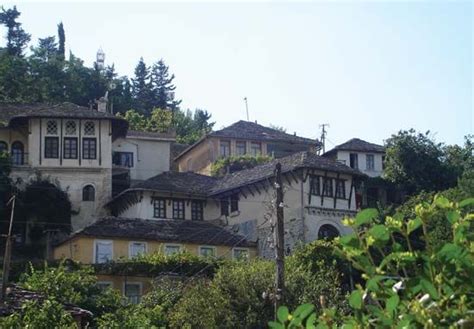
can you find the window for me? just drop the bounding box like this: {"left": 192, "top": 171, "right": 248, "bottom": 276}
{"left": 233, "top": 248, "right": 249, "bottom": 260}
{"left": 250, "top": 142, "right": 261, "bottom": 156}
{"left": 366, "top": 154, "right": 375, "bottom": 171}
{"left": 11, "top": 141, "right": 24, "bottom": 165}
{"left": 199, "top": 246, "right": 216, "bottom": 257}
{"left": 0, "top": 141, "right": 7, "bottom": 153}
{"left": 96, "top": 282, "right": 112, "bottom": 291}
{"left": 82, "top": 138, "right": 97, "bottom": 159}
{"left": 65, "top": 121, "right": 77, "bottom": 135}
{"left": 113, "top": 152, "right": 134, "bottom": 167}
{"left": 191, "top": 201, "right": 204, "bottom": 221}
{"left": 164, "top": 244, "right": 181, "bottom": 256}
{"left": 153, "top": 199, "right": 166, "bottom": 218}
{"left": 335, "top": 179, "right": 346, "bottom": 199}
{"left": 220, "top": 140, "right": 230, "bottom": 157}
{"left": 349, "top": 153, "right": 358, "bottom": 169}
{"left": 236, "top": 141, "right": 246, "bottom": 156}
{"left": 82, "top": 185, "right": 95, "bottom": 201}
{"left": 44, "top": 137, "right": 59, "bottom": 159}
{"left": 124, "top": 283, "right": 142, "bottom": 304}
{"left": 309, "top": 176, "right": 320, "bottom": 196}
{"left": 322, "top": 178, "right": 333, "bottom": 197}
{"left": 129, "top": 242, "right": 147, "bottom": 258}
{"left": 94, "top": 240, "right": 113, "bottom": 263}
{"left": 46, "top": 120, "right": 58, "bottom": 135}
{"left": 172, "top": 200, "right": 185, "bottom": 220}
{"left": 84, "top": 121, "right": 95, "bottom": 135}
{"left": 318, "top": 224, "right": 339, "bottom": 240}
{"left": 230, "top": 194, "right": 239, "bottom": 213}
{"left": 63, "top": 137, "right": 78, "bottom": 159}
{"left": 220, "top": 199, "right": 229, "bottom": 216}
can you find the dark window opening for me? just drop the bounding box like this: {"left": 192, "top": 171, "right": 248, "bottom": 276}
{"left": 220, "top": 140, "right": 231, "bottom": 157}
{"left": 191, "top": 201, "right": 204, "bottom": 221}
{"left": 172, "top": 200, "right": 185, "bottom": 220}
{"left": 220, "top": 199, "right": 229, "bottom": 216}
{"left": 113, "top": 152, "right": 134, "bottom": 167}
{"left": 349, "top": 153, "right": 358, "bottom": 169}
{"left": 44, "top": 137, "right": 59, "bottom": 159}
{"left": 322, "top": 178, "right": 333, "bottom": 197}
{"left": 11, "top": 141, "right": 24, "bottom": 165}
{"left": 0, "top": 141, "right": 7, "bottom": 153}
{"left": 83, "top": 185, "right": 95, "bottom": 201}
{"left": 153, "top": 199, "right": 166, "bottom": 218}
{"left": 83, "top": 138, "right": 97, "bottom": 160}
{"left": 335, "top": 179, "right": 346, "bottom": 199}
{"left": 230, "top": 194, "right": 239, "bottom": 213}
{"left": 63, "top": 137, "right": 78, "bottom": 159}
{"left": 310, "top": 176, "right": 320, "bottom": 196}
{"left": 318, "top": 224, "right": 339, "bottom": 240}
{"left": 236, "top": 141, "right": 246, "bottom": 156}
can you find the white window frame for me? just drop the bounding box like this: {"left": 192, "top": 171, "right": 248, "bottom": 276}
{"left": 123, "top": 281, "right": 143, "bottom": 304}
{"left": 366, "top": 154, "right": 375, "bottom": 171}
{"left": 128, "top": 241, "right": 147, "bottom": 259}
{"left": 164, "top": 244, "right": 182, "bottom": 256}
{"left": 232, "top": 247, "right": 250, "bottom": 260}
{"left": 93, "top": 239, "right": 113, "bottom": 264}
{"left": 199, "top": 245, "right": 216, "bottom": 257}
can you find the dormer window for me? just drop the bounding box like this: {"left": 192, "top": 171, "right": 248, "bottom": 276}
{"left": 65, "top": 121, "right": 77, "bottom": 135}
{"left": 84, "top": 121, "right": 95, "bottom": 136}
{"left": 46, "top": 120, "right": 58, "bottom": 135}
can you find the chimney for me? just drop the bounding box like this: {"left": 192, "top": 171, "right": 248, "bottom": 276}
{"left": 96, "top": 92, "right": 109, "bottom": 112}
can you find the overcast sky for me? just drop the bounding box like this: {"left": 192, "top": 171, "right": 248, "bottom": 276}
{"left": 4, "top": 1, "right": 473, "bottom": 147}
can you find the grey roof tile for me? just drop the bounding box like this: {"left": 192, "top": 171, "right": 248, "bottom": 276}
{"left": 324, "top": 138, "right": 385, "bottom": 154}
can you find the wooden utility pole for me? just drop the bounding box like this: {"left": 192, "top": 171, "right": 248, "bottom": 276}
{"left": 1, "top": 195, "right": 16, "bottom": 301}
{"left": 274, "top": 163, "right": 285, "bottom": 316}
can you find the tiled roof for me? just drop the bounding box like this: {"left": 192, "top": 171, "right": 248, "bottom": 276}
{"left": 324, "top": 138, "right": 385, "bottom": 155}
{"left": 209, "top": 151, "right": 365, "bottom": 195}
{"left": 131, "top": 171, "right": 218, "bottom": 196}
{"left": 175, "top": 120, "right": 320, "bottom": 160}
{"left": 0, "top": 102, "right": 128, "bottom": 137}
{"left": 64, "top": 217, "right": 255, "bottom": 247}
{"left": 0, "top": 284, "right": 92, "bottom": 318}
{"left": 126, "top": 130, "right": 176, "bottom": 140}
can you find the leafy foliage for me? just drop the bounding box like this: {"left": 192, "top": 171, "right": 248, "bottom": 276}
{"left": 272, "top": 196, "right": 474, "bottom": 328}
{"left": 211, "top": 155, "right": 273, "bottom": 177}
{"left": 0, "top": 298, "right": 77, "bottom": 329}
{"left": 384, "top": 130, "right": 473, "bottom": 196}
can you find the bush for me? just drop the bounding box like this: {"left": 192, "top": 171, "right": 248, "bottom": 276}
{"left": 0, "top": 298, "right": 77, "bottom": 329}
{"left": 211, "top": 155, "right": 273, "bottom": 177}
{"left": 97, "top": 304, "right": 165, "bottom": 329}
{"left": 271, "top": 196, "right": 474, "bottom": 328}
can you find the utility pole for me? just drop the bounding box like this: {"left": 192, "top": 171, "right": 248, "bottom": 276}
{"left": 244, "top": 97, "right": 250, "bottom": 121}
{"left": 274, "top": 163, "right": 285, "bottom": 317}
{"left": 319, "top": 124, "right": 329, "bottom": 154}
{"left": 1, "top": 195, "right": 16, "bottom": 302}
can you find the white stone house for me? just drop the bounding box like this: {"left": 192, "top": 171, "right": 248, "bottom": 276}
{"left": 0, "top": 103, "right": 128, "bottom": 231}
{"left": 107, "top": 151, "right": 365, "bottom": 258}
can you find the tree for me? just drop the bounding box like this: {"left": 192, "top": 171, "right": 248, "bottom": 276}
{"left": 0, "top": 6, "right": 31, "bottom": 57}
{"left": 131, "top": 57, "right": 154, "bottom": 115}
{"left": 57, "top": 22, "right": 65, "bottom": 60}
{"left": 150, "top": 59, "right": 181, "bottom": 112}
{"left": 384, "top": 129, "right": 454, "bottom": 196}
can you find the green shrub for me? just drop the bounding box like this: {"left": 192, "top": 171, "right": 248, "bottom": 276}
{"left": 271, "top": 196, "right": 474, "bottom": 328}
{"left": 211, "top": 155, "right": 273, "bottom": 177}
{"left": 0, "top": 298, "right": 77, "bottom": 329}
{"left": 97, "top": 304, "right": 164, "bottom": 329}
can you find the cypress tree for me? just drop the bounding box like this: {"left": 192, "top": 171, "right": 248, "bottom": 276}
{"left": 57, "top": 22, "right": 65, "bottom": 60}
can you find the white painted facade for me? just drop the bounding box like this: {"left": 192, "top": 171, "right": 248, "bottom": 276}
{"left": 0, "top": 117, "right": 118, "bottom": 230}
{"left": 112, "top": 135, "right": 174, "bottom": 181}
{"left": 112, "top": 168, "right": 358, "bottom": 258}
{"left": 335, "top": 150, "right": 384, "bottom": 177}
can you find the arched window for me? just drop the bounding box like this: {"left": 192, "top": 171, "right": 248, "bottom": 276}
{"left": 82, "top": 185, "right": 95, "bottom": 201}
{"left": 11, "top": 141, "right": 24, "bottom": 165}
{"left": 318, "top": 224, "right": 339, "bottom": 240}
{"left": 0, "top": 141, "right": 7, "bottom": 153}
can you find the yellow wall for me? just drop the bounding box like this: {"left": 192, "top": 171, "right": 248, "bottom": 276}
{"left": 96, "top": 274, "right": 153, "bottom": 297}
{"left": 53, "top": 236, "right": 257, "bottom": 264}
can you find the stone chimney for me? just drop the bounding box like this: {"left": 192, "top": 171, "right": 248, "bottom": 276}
{"left": 96, "top": 92, "right": 108, "bottom": 113}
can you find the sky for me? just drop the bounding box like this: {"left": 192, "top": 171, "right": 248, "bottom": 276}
{"left": 3, "top": 1, "right": 473, "bottom": 147}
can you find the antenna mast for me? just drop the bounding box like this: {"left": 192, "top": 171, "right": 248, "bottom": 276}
{"left": 244, "top": 97, "right": 249, "bottom": 121}
{"left": 319, "top": 124, "right": 329, "bottom": 154}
